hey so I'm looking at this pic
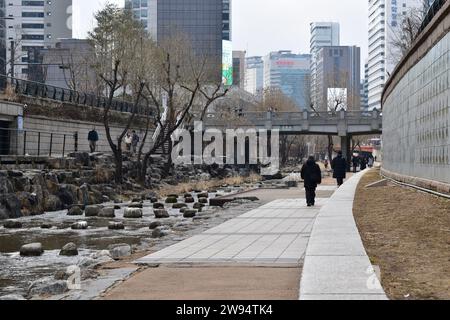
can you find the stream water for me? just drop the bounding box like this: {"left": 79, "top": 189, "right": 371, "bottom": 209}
{"left": 0, "top": 186, "right": 261, "bottom": 297}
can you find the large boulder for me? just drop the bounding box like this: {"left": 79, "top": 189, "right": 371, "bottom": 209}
{"left": 68, "top": 152, "right": 91, "bottom": 167}
{"left": 0, "top": 176, "right": 14, "bottom": 194}
{"left": 98, "top": 207, "right": 115, "bottom": 218}
{"left": 3, "top": 220, "right": 22, "bottom": 229}
{"left": 84, "top": 205, "right": 101, "bottom": 217}
{"left": 71, "top": 221, "right": 88, "bottom": 230}
{"left": 128, "top": 202, "right": 143, "bottom": 208}
{"left": 153, "top": 203, "right": 164, "bottom": 209}
{"left": 28, "top": 278, "right": 68, "bottom": 297}
{"left": 172, "top": 203, "right": 187, "bottom": 209}
{"left": 20, "top": 243, "right": 44, "bottom": 256}
{"left": 123, "top": 208, "right": 143, "bottom": 218}
{"left": 0, "top": 193, "right": 22, "bottom": 219}
{"left": 108, "top": 222, "right": 125, "bottom": 230}
{"left": 149, "top": 221, "right": 162, "bottom": 229}
{"left": 17, "top": 192, "right": 41, "bottom": 216}
{"left": 57, "top": 185, "right": 78, "bottom": 206}
{"left": 151, "top": 227, "right": 169, "bottom": 238}
{"left": 183, "top": 209, "right": 197, "bottom": 218}
{"left": 67, "top": 206, "right": 83, "bottom": 216}
{"left": 108, "top": 244, "right": 131, "bottom": 260}
{"left": 44, "top": 195, "right": 63, "bottom": 212}
{"left": 165, "top": 197, "right": 178, "bottom": 204}
{"left": 59, "top": 242, "right": 78, "bottom": 256}
{"left": 154, "top": 209, "right": 169, "bottom": 219}
{"left": 184, "top": 197, "right": 195, "bottom": 203}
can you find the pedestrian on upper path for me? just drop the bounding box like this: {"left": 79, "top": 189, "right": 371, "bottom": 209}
{"left": 301, "top": 156, "right": 322, "bottom": 207}
{"left": 88, "top": 127, "right": 99, "bottom": 153}
{"left": 331, "top": 151, "right": 347, "bottom": 187}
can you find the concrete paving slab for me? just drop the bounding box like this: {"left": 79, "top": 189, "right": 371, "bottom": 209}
{"left": 300, "top": 256, "right": 385, "bottom": 295}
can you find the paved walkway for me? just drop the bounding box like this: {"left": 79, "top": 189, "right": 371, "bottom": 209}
{"left": 299, "top": 171, "right": 388, "bottom": 300}
{"left": 103, "top": 175, "right": 387, "bottom": 300}
{"left": 136, "top": 197, "right": 329, "bottom": 265}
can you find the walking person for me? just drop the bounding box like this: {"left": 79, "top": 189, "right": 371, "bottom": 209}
{"left": 331, "top": 151, "right": 347, "bottom": 187}
{"left": 131, "top": 130, "right": 140, "bottom": 155}
{"left": 368, "top": 156, "right": 374, "bottom": 168}
{"left": 360, "top": 156, "right": 367, "bottom": 170}
{"left": 124, "top": 131, "right": 132, "bottom": 152}
{"left": 352, "top": 155, "right": 359, "bottom": 173}
{"left": 88, "top": 127, "right": 99, "bottom": 153}
{"left": 301, "top": 156, "right": 322, "bottom": 207}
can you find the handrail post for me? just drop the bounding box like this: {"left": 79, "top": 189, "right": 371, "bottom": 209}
{"left": 49, "top": 133, "right": 53, "bottom": 157}
{"left": 23, "top": 131, "right": 27, "bottom": 155}
{"left": 74, "top": 132, "right": 78, "bottom": 152}
{"left": 62, "top": 134, "right": 66, "bottom": 157}
{"left": 37, "top": 132, "right": 40, "bottom": 156}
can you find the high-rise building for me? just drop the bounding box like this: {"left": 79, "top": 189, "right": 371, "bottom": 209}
{"left": 41, "top": 39, "right": 96, "bottom": 92}
{"left": 361, "top": 61, "right": 369, "bottom": 110}
{"left": 232, "top": 50, "right": 245, "bottom": 88}
{"left": 315, "top": 46, "right": 361, "bottom": 111}
{"left": 310, "top": 22, "right": 340, "bottom": 109}
{"left": 263, "top": 51, "right": 311, "bottom": 110}
{"left": 125, "top": 0, "right": 231, "bottom": 81}
{"left": 4, "top": 0, "right": 73, "bottom": 80}
{"left": 244, "top": 56, "right": 264, "bottom": 96}
{"left": 367, "top": 0, "right": 424, "bottom": 110}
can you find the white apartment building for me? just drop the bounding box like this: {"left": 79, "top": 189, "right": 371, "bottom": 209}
{"left": 367, "top": 0, "right": 424, "bottom": 110}
{"left": 310, "top": 22, "right": 340, "bottom": 109}
{"left": 244, "top": 56, "right": 264, "bottom": 96}
{"left": 4, "top": 0, "right": 72, "bottom": 80}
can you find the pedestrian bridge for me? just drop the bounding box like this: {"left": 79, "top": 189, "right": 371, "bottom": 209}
{"left": 202, "top": 110, "right": 382, "bottom": 136}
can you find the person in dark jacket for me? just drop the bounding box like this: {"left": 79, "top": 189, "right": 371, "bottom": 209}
{"left": 331, "top": 151, "right": 347, "bottom": 186}
{"left": 88, "top": 128, "right": 99, "bottom": 153}
{"left": 360, "top": 156, "right": 367, "bottom": 170}
{"left": 301, "top": 156, "right": 322, "bottom": 207}
{"left": 352, "top": 155, "right": 359, "bottom": 173}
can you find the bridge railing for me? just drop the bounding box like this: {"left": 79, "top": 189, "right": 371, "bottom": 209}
{"left": 203, "top": 110, "right": 381, "bottom": 126}
{"left": 0, "top": 75, "right": 153, "bottom": 116}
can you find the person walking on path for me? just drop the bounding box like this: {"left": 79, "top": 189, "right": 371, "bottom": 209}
{"left": 360, "top": 156, "right": 367, "bottom": 170}
{"left": 352, "top": 155, "right": 359, "bottom": 173}
{"left": 131, "top": 130, "right": 140, "bottom": 155}
{"left": 124, "top": 131, "right": 133, "bottom": 152}
{"left": 301, "top": 156, "right": 322, "bottom": 207}
{"left": 88, "top": 128, "right": 99, "bottom": 153}
{"left": 331, "top": 151, "right": 347, "bottom": 187}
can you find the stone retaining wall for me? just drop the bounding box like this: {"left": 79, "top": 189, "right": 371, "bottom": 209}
{"left": 382, "top": 3, "right": 450, "bottom": 191}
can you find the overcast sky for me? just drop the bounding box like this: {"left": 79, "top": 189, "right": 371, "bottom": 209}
{"left": 74, "top": 0, "right": 369, "bottom": 61}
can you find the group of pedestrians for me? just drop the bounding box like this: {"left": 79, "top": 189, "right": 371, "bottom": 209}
{"left": 87, "top": 128, "right": 140, "bottom": 154}
{"left": 300, "top": 151, "right": 351, "bottom": 207}
{"left": 351, "top": 154, "right": 374, "bottom": 173}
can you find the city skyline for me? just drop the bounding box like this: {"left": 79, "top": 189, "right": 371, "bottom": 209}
{"left": 74, "top": 0, "right": 368, "bottom": 64}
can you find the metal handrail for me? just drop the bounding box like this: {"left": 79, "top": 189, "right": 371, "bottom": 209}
{"left": 0, "top": 75, "right": 154, "bottom": 116}
{"left": 417, "top": 0, "right": 447, "bottom": 36}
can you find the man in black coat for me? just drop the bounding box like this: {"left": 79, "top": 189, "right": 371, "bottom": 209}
{"left": 301, "top": 156, "right": 322, "bottom": 207}
{"left": 331, "top": 151, "right": 347, "bottom": 186}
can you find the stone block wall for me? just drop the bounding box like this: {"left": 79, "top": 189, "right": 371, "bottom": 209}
{"left": 382, "top": 18, "right": 450, "bottom": 190}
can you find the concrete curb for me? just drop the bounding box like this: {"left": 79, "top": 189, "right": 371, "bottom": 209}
{"left": 299, "top": 170, "right": 388, "bottom": 300}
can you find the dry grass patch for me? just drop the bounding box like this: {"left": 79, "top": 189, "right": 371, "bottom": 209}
{"left": 353, "top": 168, "right": 450, "bottom": 300}
{"left": 157, "top": 173, "right": 261, "bottom": 197}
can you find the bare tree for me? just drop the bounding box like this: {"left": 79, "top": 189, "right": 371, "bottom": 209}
{"left": 136, "top": 33, "right": 228, "bottom": 185}
{"left": 88, "top": 4, "right": 151, "bottom": 184}
{"left": 388, "top": 0, "right": 431, "bottom": 66}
